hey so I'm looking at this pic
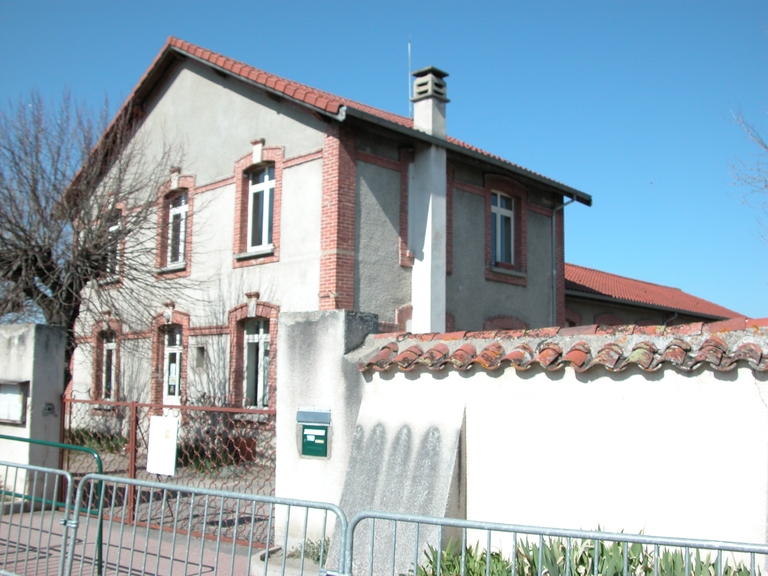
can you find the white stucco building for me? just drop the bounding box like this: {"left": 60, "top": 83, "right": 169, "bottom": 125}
{"left": 71, "top": 37, "right": 594, "bottom": 408}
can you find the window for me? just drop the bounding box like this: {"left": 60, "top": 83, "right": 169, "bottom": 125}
{"left": 167, "top": 192, "right": 188, "bottom": 265}
{"left": 163, "top": 326, "right": 183, "bottom": 404}
{"left": 247, "top": 166, "right": 275, "bottom": 252}
{"left": 105, "top": 210, "right": 121, "bottom": 279}
{"left": 243, "top": 319, "right": 270, "bottom": 407}
{"left": 101, "top": 332, "right": 117, "bottom": 400}
{"left": 491, "top": 192, "right": 514, "bottom": 265}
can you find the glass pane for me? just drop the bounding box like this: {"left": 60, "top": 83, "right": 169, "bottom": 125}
{"left": 167, "top": 327, "right": 181, "bottom": 347}
{"left": 500, "top": 195, "right": 513, "bottom": 210}
{"left": 251, "top": 190, "right": 263, "bottom": 246}
{"left": 501, "top": 215, "right": 513, "bottom": 263}
{"left": 103, "top": 349, "right": 113, "bottom": 399}
{"left": 167, "top": 352, "right": 178, "bottom": 396}
{"left": 244, "top": 341, "right": 258, "bottom": 405}
{"left": 267, "top": 166, "right": 275, "bottom": 181}
{"left": 491, "top": 193, "right": 498, "bottom": 207}
{"left": 261, "top": 341, "right": 270, "bottom": 407}
{"left": 267, "top": 187, "right": 274, "bottom": 245}
{"left": 491, "top": 212, "right": 498, "bottom": 263}
{"left": 170, "top": 192, "right": 187, "bottom": 208}
{"left": 170, "top": 213, "right": 182, "bottom": 262}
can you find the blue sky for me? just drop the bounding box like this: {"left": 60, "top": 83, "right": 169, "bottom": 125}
{"left": 2, "top": 0, "right": 767, "bottom": 318}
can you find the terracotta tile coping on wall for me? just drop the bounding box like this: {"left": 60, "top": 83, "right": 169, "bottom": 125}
{"left": 358, "top": 317, "right": 768, "bottom": 374}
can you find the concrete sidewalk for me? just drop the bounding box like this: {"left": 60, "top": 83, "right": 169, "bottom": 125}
{"left": 1, "top": 506, "right": 260, "bottom": 576}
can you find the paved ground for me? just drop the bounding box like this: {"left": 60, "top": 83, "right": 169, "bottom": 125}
{"left": 0, "top": 505, "right": 263, "bottom": 576}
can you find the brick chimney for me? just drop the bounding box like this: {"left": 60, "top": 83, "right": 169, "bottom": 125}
{"left": 411, "top": 66, "right": 449, "bottom": 138}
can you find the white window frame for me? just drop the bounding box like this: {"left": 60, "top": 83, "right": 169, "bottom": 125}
{"left": 247, "top": 166, "right": 275, "bottom": 253}
{"left": 491, "top": 191, "right": 515, "bottom": 266}
{"left": 163, "top": 326, "right": 183, "bottom": 403}
{"left": 243, "top": 319, "right": 270, "bottom": 408}
{"left": 102, "top": 332, "right": 116, "bottom": 400}
{"left": 167, "top": 192, "right": 188, "bottom": 265}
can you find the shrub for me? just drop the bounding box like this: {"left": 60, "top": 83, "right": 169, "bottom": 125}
{"left": 287, "top": 538, "right": 331, "bottom": 566}
{"left": 413, "top": 537, "right": 758, "bottom": 576}
{"left": 64, "top": 428, "right": 127, "bottom": 454}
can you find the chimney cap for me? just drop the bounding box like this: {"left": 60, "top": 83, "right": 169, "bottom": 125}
{"left": 411, "top": 66, "right": 449, "bottom": 79}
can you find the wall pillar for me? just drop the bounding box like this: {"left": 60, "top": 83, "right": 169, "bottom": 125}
{"left": 409, "top": 143, "right": 447, "bottom": 333}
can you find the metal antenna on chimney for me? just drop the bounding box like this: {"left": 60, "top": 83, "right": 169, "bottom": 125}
{"left": 408, "top": 36, "right": 413, "bottom": 118}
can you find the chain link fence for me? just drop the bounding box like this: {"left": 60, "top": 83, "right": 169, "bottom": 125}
{"left": 61, "top": 398, "right": 276, "bottom": 544}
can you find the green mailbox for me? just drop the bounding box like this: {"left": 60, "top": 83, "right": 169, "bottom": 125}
{"left": 297, "top": 408, "right": 331, "bottom": 458}
{"left": 301, "top": 424, "right": 328, "bottom": 457}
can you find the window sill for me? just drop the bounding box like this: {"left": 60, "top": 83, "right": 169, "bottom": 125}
{"left": 490, "top": 265, "right": 526, "bottom": 278}
{"left": 235, "top": 244, "right": 275, "bottom": 261}
{"left": 155, "top": 261, "right": 187, "bottom": 275}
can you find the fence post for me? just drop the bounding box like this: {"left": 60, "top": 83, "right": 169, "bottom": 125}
{"left": 127, "top": 401, "right": 138, "bottom": 524}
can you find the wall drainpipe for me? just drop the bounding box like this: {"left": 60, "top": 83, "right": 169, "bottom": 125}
{"left": 552, "top": 198, "right": 575, "bottom": 327}
{"left": 665, "top": 311, "right": 679, "bottom": 326}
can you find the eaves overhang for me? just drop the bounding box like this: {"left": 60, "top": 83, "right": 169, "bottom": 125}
{"left": 127, "top": 38, "right": 592, "bottom": 207}
{"left": 344, "top": 107, "right": 593, "bottom": 206}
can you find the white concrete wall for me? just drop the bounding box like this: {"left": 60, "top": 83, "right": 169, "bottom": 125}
{"left": 355, "top": 364, "right": 768, "bottom": 545}
{"left": 275, "top": 311, "right": 376, "bottom": 546}
{"left": 0, "top": 324, "right": 66, "bottom": 470}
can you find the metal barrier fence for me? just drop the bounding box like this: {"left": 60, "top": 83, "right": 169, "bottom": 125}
{"left": 0, "top": 461, "right": 74, "bottom": 576}
{"left": 344, "top": 511, "right": 768, "bottom": 576}
{"left": 62, "top": 398, "right": 276, "bottom": 544}
{"left": 64, "top": 473, "right": 346, "bottom": 576}
{"left": 4, "top": 459, "right": 768, "bottom": 576}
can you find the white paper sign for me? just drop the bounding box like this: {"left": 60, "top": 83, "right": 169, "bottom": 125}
{"left": 146, "top": 415, "right": 178, "bottom": 476}
{"left": 0, "top": 383, "right": 26, "bottom": 424}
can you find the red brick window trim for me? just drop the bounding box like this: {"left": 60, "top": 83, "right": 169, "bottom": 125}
{"left": 228, "top": 301, "right": 279, "bottom": 410}
{"left": 91, "top": 319, "right": 122, "bottom": 401}
{"left": 150, "top": 310, "right": 190, "bottom": 408}
{"left": 565, "top": 308, "right": 582, "bottom": 328}
{"left": 155, "top": 175, "right": 195, "bottom": 281}
{"left": 233, "top": 147, "right": 284, "bottom": 269}
{"left": 484, "top": 174, "right": 528, "bottom": 287}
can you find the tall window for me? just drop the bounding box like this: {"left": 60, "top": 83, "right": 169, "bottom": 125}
{"left": 491, "top": 192, "right": 514, "bottom": 265}
{"left": 247, "top": 166, "right": 274, "bottom": 251}
{"left": 167, "top": 192, "right": 188, "bottom": 265}
{"left": 101, "top": 331, "right": 116, "bottom": 400}
{"left": 163, "top": 326, "right": 183, "bottom": 403}
{"left": 243, "top": 319, "right": 270, "bottom": 407}
{"left": 105, "top": 210, "right": 122, "bottom": 278}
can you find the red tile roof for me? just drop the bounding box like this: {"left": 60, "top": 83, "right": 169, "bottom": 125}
{"left": 119, "top": 37, "right": 589, "bottom": 202}
{"left": 565, "top": 263, "right": 742, "bottom": 319}
{"left": 357, "top": 318, "right": 768, "bottom": 374}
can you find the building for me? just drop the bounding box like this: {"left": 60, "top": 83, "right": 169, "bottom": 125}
{"left": 71, "top": 37, "right": 595, "bottom": 406}
{"left": 564, "top": 263, "right": 742, "bottom": 327}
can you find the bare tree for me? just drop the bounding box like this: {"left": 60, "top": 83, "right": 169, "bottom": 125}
{"left": 733, "top": 110, "right": 768, "bottom": 230}
{"left": 0, "top": 91, "right": 182, "bottom": 388}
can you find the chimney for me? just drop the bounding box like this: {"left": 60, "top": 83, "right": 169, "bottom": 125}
{"left": 411, "top": 66, "right": 449, "bottom": 138}
{"left": 408, "top": 66, "right": 449, "bottom": 334}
